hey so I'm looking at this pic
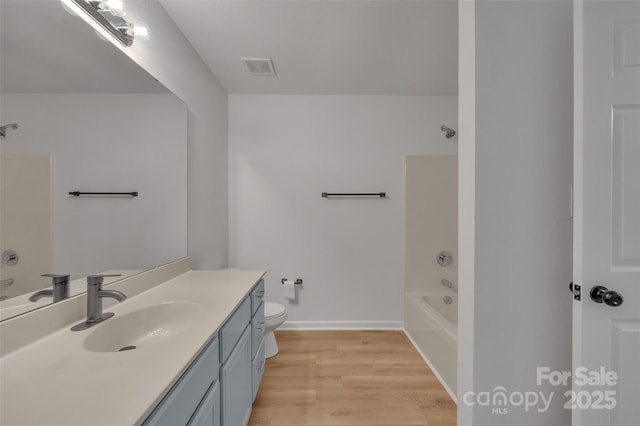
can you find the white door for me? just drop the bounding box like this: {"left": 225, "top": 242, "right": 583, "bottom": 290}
{"left": 573, "top": 1, "right": 640, "bottom": 425}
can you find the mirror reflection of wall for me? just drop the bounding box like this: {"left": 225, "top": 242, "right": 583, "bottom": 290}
{"left": 0, "top": 0, "right": 188, "bottom": 319}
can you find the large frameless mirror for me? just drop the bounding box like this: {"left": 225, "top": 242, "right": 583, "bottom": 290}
{"left": 0, "top": 0, "right": 188, "bottom": 321}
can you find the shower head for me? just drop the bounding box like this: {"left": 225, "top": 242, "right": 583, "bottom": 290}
{"left": 441, "top": 125, "right": 456, "bottom": 139}
{"left": 0, "top": 123, "right": 18, "bottom": 138}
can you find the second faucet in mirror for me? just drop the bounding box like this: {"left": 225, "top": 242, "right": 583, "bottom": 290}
{"left": 29, "top": 274, "right": 70, "bottom": 303}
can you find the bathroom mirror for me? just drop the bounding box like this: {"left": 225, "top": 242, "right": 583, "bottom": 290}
{"left": 0, "top": 0, "right": 188, "bottom": 320}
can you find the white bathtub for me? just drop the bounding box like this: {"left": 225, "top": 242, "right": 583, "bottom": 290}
{"left": 404, "top": 291, "right": 457, "bottom": 398}
{"left": 421, "top": 292, "right": 458, "bottom": 327}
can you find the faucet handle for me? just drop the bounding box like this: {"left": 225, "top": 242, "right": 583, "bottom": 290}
{"left": 41, "top": 274, "right": 70, "bottom": 285}
{"left": 87, "top": 274, "right": 122, "bottom": 286}
{"left": 41, "top": 274, "right": 70, "bottom": 302}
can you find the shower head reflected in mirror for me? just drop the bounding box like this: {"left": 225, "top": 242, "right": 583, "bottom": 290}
{"left": 441, "top": 125, "right": 456, "bottom": 139}
{"left": 0, "top": 123, "right": 18, "bottom": 138}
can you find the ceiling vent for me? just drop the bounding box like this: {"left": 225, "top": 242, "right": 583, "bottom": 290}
{"left": 241, "top": 58, "right": 276, "bottom": 76}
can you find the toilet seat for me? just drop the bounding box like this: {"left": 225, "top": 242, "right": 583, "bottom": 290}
{"left": 264, "top": 302, "right": 288, "bottom": 331}
{"left": 265, "top": 302, "right": 286, "bottom": 319}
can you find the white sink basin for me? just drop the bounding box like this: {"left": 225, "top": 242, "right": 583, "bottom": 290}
{"left": 83, "top": 301, "right": 205, "bottom": 353}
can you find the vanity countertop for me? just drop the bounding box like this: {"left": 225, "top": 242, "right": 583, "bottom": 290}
{"left": 0, "top": 269, "right": 266, "bottom": 426}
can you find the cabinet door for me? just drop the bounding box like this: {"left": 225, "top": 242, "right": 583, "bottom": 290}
{"left": 221, "top": 325, "right": 252, "bottom": 426}
{"left": 188, "top": 381, "right": 220, "bottom": 426}
{"left": 252, "top": 337, "right": 265, "bottom": 402}
{"left": 144, "top": 338, "right": 219, "bottom": 426}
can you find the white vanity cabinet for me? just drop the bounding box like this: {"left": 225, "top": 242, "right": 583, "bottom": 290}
{"left": 143, "top": 279, "right": 266, "bottom": 426}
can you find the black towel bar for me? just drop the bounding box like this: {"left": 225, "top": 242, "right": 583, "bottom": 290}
{"left": 69, "top": 191, "right": 138, "bottom": 197}
{"left": 322, "top": 192, "right": 386, "bottom": 198}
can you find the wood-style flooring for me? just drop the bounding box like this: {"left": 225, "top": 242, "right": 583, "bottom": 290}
{"left": 248, "top": 330, "right": 456, "bottom": 426}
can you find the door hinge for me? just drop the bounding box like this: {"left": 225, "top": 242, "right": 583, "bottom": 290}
{"left": 570, "top": 282, "right": 581, "bottom": 301}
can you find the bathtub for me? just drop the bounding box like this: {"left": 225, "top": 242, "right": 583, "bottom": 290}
{"left": 421, "top": 292, "right": 458, "bottom": 328}
{"left": 404, "top": 291, "right": 457, "bottom": 398}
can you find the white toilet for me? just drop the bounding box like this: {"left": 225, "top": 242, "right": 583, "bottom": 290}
{"left": 263, "top": 302, "right": 288, "bottom": 358}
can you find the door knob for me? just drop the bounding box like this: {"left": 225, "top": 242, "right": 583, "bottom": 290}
{"left": 590, "top": 285, "right": 624, "bottom": 307}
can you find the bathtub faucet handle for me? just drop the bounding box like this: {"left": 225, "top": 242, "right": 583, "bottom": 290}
{"left": 437, "top": 251, "right": 453, "bottom": 267}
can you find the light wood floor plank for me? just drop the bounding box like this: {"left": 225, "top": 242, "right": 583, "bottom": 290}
{"left": 248, "top": 330, "right": 456, "bottom": 426}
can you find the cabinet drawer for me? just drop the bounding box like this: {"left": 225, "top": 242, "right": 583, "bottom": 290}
{"left": 188, "top": 381, "right": 220, "bottom": 426}
{"left": 144, "top": 337, "right": 219, "bottom": 426}
{"left": 220, "top": 297, "right": 251, "bottom": 363}
{"left": 252, "top": 337, "right": 265, "bottom": 402}
{"left": 250, "top": 280, "right": 265, "bottom": 316}
{"left": 251, "top": 301, "right": 264, "bottom": 360}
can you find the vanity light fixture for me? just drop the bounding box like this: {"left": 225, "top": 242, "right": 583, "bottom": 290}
{"left": 96, "top": 0, "right": 125, "bottom": 17}
{"left": 63, "top": 0, "right": 148, "bottom": 47}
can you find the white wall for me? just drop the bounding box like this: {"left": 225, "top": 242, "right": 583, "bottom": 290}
{"left": 1, "top": 94, "right": 187, "bottom": 279}
{"left": 93, "top": 0, "right": 230, "bottom": 269}
{"left": 458, "top": 1, "right": 573, "bottom": 424}
{"left": 229, "top": 95, "right": 457, "bottom": 326}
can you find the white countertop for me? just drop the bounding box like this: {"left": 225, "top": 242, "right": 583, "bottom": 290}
{"left": 0, "top": 269, "right": 265, "bottom": 426}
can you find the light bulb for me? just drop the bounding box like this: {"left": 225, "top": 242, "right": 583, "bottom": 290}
{"left": 107, "top": 0, "right": 123, "bottom": 9}
{"left": 123, "top": 22, "right": 135, "bottom": 36}
{"left": 133, "top": 25, "right": 148, "bottom": 37}
{"left": 97, "top": 0, "right": 125, "bottom": 16}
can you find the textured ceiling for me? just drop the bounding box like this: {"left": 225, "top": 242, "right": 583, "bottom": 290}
{"left": 161, "top": 0, "right": 458, "bottom": 95}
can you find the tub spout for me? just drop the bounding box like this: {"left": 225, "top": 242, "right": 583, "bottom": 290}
{"left": 440, "top": 279, "right": 457, "bottom": 292}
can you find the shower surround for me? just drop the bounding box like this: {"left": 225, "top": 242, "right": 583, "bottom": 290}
{"left": 404, "top": 155, "right": 458, "bottom": 398}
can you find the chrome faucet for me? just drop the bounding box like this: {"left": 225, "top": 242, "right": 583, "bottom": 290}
{"left": 71, "top": 274, "right": 126, "bottom": 331}
{"left": 29, "top": 274, "right": 71, "bottom": 303}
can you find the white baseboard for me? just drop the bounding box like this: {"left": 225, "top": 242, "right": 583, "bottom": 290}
{"left": 279, "top": 321, "right": 403, "bottom": 330}
{"left": 403, "top": 329, "right": 458, "bottom": 404}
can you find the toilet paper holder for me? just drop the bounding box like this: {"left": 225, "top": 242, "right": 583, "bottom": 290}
{"left": 281, "top": 278, "right": 303, "bottom": 286}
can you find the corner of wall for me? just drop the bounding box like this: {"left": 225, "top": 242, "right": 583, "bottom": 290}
{"left": 457, "top": 0, "right": 476, "bottom": 424}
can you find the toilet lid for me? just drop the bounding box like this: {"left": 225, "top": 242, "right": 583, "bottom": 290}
{"left": 265, "top": 302, "right": 286, "bottom": 318}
